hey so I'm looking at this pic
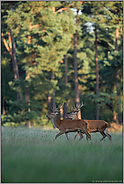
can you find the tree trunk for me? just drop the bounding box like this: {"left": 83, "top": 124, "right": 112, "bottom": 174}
{"left": 52, "top": 72, "right": 56, "bottom": 110}
{"left": 74, "top": 31, "right": 81, "bottom": 119}
{"left": 25, "top": 87, "right": 31, "bottom": 128}
{"left": 47, "top": 71, "right": 52, "bottom": 113}
{"left": 25, "top": 62, "right": 30, "bottom": 120}
{"left": 47, "top": 92, "right": 51, "bottom": 113}
{"left": 115, "top": 28, "right": 122, "bottom": 124}
{"left": 2, "top": 30, "right": 23, "bottom": 100}
{"left": 10, "top": 30, "right": 23, "bottom": 100}
{"left": 95, "top": 23, "right": 99, "bottom": 120}
{"left": 63, "top": 54, "right": 68, "bottom": 119}
{"left": 2, "top": 97, "right": 5, "bottom": 115}
{"left": 64, "top": 54, "right": 68, "bottom": 87}
{"left": 24, "top": 35, "right": 32, "bottom": 128}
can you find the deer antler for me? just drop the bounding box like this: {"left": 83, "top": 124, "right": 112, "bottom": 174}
{"left": 76, "top": 102, "right": 84, "bottom": 109}
{"left": 51, "top": 102, "right": 64, "bottom": 112}
{"left": 58, "top": 102, "right": 64, "bottom": 109}
{"left": 69, "top": 106, "right": 74, "bottom": 112}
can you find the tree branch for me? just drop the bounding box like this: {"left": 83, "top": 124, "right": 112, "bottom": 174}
{"left": 56, "top": 3, "right": 74, "bottom": 13}
{"left": 8, "top": 32, "right": 12, "bottom": 50}
{"left": 1, "top": 33, "right": 10, "bottom": 53}
{"left": 29, "top": 24, "right": 41, "bottom": 29}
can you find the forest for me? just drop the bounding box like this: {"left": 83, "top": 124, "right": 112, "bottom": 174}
{"left": 1, "top": 1, "right": 123, "bottom": 128}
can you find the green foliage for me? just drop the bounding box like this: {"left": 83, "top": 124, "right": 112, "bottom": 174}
{"left": 1, "top": 1, "right": 123, "bottom": 125}
{"left": 102, "top": 50, "right": 123, "bottom": 93}
{"left": 1, "top": 100, "right": 38, "bottom": 126}
{"left": 80, "top": 94, "right": 96, "bottom": 120}
{"left": 1, "top": 57, "right": 15, "bottom": 100}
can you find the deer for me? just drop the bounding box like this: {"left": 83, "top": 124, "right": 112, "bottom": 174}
{"left": 66, "top": 102, "right": 112, "bottom": 141}
{"left": 46, "top": 103, "right": 91, "bottom": 141}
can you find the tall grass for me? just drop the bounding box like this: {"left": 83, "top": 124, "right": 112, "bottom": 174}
{"left": 1, "top": 126, "right": 123, "bottom": 183}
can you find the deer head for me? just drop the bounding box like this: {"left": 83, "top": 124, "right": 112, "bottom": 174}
{"left": 66, "top": 102, "right": 84, "bottom": 119}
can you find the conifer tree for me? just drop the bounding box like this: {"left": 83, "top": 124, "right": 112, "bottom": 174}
{"left": 1, "top": 1, "right": 123, "bottom": 126}
{"left": 80, "top": 1, "right": 123, "bottom": 122}
{"left": 1, "top": 2, "right": 23, "bottom": 100}
{"left": 4, "top": 1, "right": 76, "bottom": 125}
{"left": 80, "top": 1, "right": 118, "bottom": 119}
{"left": 73, "top": 2, "right": 83, "bottom": 119}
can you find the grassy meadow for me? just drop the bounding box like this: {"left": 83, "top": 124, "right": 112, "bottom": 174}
{"left": 1, "top": 126, "right": 123, "bottom": 183}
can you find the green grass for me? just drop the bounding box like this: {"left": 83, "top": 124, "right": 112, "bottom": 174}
{"left": 1, "top": 126, "right": 123, "bottom": 183}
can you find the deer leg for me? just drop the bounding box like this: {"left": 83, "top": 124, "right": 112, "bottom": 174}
{"left": 74, "top": 130, "right": 84, "bottom": 141}
{"left": 100, "top": 132, "right": 107, "bottom": 141}
{"left": 104, "top": 128, "right": 112, "bottom": 141}
{"left": 78, "top": 132, "right": 83, "bottom": 141}
{"left": 87, "top": 133, "right": 91, "bottom": 140}
{"left": 83, "top": 131, "right": 91, "bottom": 140}
{"left": 106, "top": 132, "right": 112, "bottom": 141}
{"left": 86, "top": 135, "right": 89, "bottom": 140}
{"left": 65, "top": 132, "right": 69, "bottom": 140}
{"left": 54, "top": 131, "right": 65, "bottom": 140}
{"left": 74, "top": 133, "right": 79, "bottom": 141}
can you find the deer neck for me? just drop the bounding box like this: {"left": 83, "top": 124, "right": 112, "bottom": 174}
{"left": 54, "top": 115, "right": 61, "bottom": 128}
{"left": 51, "top": 118, "right": 56, "bottom": 128}
{"left": 74, "top": 113, "right": 79, "bottom": 119}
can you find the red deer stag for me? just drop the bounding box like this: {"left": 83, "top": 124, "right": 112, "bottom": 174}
{"left": 66, "top": 103, "right": 112, "bottom": 141}
{"left": 46, "top": 103, "right": 91, "bottom": 141}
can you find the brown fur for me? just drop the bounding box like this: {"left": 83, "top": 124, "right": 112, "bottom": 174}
{"left": 66, "top": 113, "right": 112, "bottom": 141}
{"left": 47, "top": 113, "right": 91, "bottom": 140}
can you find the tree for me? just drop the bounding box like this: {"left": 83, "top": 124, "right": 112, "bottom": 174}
{"left": 1, "top": 1, "right": 123, "bottom": 127}
{"left": 2, "top": 1, "right": 76, "bottom": 126}
{"left": 1, "top": 56, "right": 14, "bottom": 115}
{"left": 1, "top": 2, "right": 23, "bottom": 100}
{"left": 73, "top": 2, "right": 83, "bottom": 119}
{"left": 80, "top": 1, "right": 123, "bottom": 120}
{"left": 100, "top": 1, "right": 123, "bottom": 123}
{"left": 63, "top": 54, "right": 68, "bottom": 119}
